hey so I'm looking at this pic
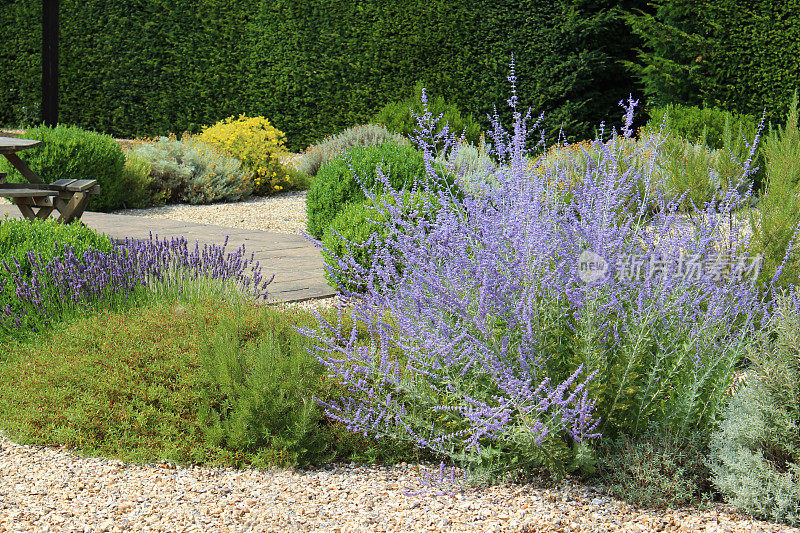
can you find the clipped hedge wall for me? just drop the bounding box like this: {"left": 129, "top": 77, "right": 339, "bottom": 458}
{"left": 0, "top": 0, "right": 641, "bottom": 151}
{"left": 626, "top": 0, "right": 800, "bottom": 128}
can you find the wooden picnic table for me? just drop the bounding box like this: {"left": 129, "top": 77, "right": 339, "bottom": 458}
{"left": 0, "top": 136, "right": 99, "bottom": 223}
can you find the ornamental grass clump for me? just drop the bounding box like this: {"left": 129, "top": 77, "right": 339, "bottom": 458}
{"left": 301, "top": 63, "right": 780, "bottom": 485}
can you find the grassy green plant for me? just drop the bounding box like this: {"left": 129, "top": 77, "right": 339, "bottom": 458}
{"left": 709, "top": 291, "right": 800, "bottom": 527}
{"left": 298, "top": 124, "right": 408, "bottom": 177}
{"left": 0, "top": 217, "right": 115, "bottom": 339}
{"left": 0, "top": 298, "right": 426, "bottom": 468}
{"left": 127, "top": 136, "right": 253, "bottom": 205}
{"left": 643, "top": 104, "right": 758, "bottom": 150}
{"left": 372, "top": 81, "right": 482, "bottom": 150}
{"left": 748, "top": 92, "right": 800, "bottom": 289}
{"left": 119, "top": 151, "right": 155, "bottom": 208}
{"left": 0, "top": 124, "right": 133, "bottom": 212}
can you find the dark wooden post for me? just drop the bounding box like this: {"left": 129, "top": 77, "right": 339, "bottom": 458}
{"left": 42, "top": 0, "right": 59, "bottom": 126}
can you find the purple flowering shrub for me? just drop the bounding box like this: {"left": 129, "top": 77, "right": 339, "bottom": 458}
{"left": 0, "top": 234, "right": 272, "bottom": 341}
{"left": 302, "top": 63, "right": 779, "bottom": 483}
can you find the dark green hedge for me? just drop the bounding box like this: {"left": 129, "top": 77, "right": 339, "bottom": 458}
{"left": 626, "top": 0, "right": 800, "bottom": 126}
{"left": 0, "top": 0, "right": 641, "bottom": 151}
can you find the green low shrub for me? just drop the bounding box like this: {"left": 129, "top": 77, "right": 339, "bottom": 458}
{"left": 644, "top": 104, "right": 758, "bottom": 150}
{"left": 127, "top": 136, "right": 253, "bottom": 206}
{"left": 298, "top": 124, "right": 408, "bottom": 177}
{"left": 119, "top": 151, "right": 155, "bottom": 209}
{"left": 321, "top": 192, "right": 442, "bottom": 292}
{"left": 372, "top": 81, "right": 482, "bottom": 151}
{"left": 306, "top": 141, "right": 452, "bottom": 239}
{"left": 0, "top": 298, "right": 426, "bottom": 468}
{"left": 0, "top": 124, "right": 133, "bottom": 212}
{"left": 198, "top": 309, "right": 330, "bottom": 467}
{"left": 748, "top": 93, "right": 800, "bottom": 289}
{"left": 709, "top": 292, "right": 800, "bottom": 527}
{"left": 596, "top": 426, "right": 711, "bottom": 508}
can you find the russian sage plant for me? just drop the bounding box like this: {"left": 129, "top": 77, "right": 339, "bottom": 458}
{"left": 302, "top": 62, "right": 777, "bottom": 484}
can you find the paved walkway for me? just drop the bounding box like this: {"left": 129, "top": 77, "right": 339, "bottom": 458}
{"left": 0, "top": 205, "right": 335, "bottom": 303}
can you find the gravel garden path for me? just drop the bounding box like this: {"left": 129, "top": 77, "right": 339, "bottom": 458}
{"left": 1, "top": 192, "right": 795, "bottom": 532}
{"left": 1, "top": 432, "right": 795, "bottom": 533}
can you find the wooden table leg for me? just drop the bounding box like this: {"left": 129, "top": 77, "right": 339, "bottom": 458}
{"left": 55, "top": 192, "right": 90, "bottom": 224}
{"left": 3, "top": 153, "right": 44, "bottom": 184}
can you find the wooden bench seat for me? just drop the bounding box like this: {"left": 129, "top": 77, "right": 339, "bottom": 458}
{"left": 0, "top": 174, "right": 100, "bottom": 224}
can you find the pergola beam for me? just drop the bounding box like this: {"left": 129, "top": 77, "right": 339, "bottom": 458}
{"left": 42, "top": 0, "right": 59, "bottom": 126}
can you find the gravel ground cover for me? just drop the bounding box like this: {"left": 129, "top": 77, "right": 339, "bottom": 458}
{"left": 1, "top": 432, "right": 795, "bottom": 533}
{"left": 114, "top": 191, "right": 310, "bottom": 236}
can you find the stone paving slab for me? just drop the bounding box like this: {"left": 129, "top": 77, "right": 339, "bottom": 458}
{"left": 0, "top": 205, "right": 336, "bottom": 303}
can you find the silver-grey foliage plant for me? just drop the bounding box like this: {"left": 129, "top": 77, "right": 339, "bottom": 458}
{"left": 298, "top": 124, "right": 408, "bottom": 177}
{"left": 709, "top": 290, "right": 800, "bottom": 527}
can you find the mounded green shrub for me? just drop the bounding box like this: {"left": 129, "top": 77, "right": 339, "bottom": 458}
{"left": 298, "top": 124, "right": 408, "bottom": 177}
{"left": 127, "top": 136, "right": 253, "bottom": 206}
{"left": 306, "top": 141, "right": 452, "bottom": 239}
{"left": 709, "top": 292, "right": 800, "bottom": 527}
{"left": 0, "top": 124, "right": 135, "bottom": 212}
{"left": 321, "top": 192, "right": 442, "bottom": 292}
{"left": 643, "top": 104, "right": 758, "bottom": 150}
{"left": 372, "top": 81, "right": 483, "bottom": 150}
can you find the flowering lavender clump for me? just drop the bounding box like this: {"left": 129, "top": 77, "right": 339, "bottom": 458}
{"left": 1, "top": 234, "right": 272, "bottom": 338}
{"left": 301, "top": 61, "right": 779, "bottom": 484}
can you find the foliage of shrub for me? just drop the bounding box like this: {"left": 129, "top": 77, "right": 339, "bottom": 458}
{"left": 643, "top": 104, "right": 758, "bottom": 150}
{"left": 198, "top": 309, "right": 330, "bottom": 467}
{"left": 0, "top": 299, "right": 427, "bottom": 467}
{"left": 119, "top": 151, "right": 155, "bottom": 208}
{"left": 127, "top": 136, "right": 253, "bottom": 205}
{"left": 321, "top": 192, "right": 441, "bottom": 292}
{"left": 433, "top": 141, "right": 498, "bottom": 195}
{"left": 305, "top": 141, "right": 452, "bottom": 239}
{"left": 0, "top": 124, "right": 132, "bottom": 212}
{"left": 298, "top": 124, "right": 408, "bottom": 177}
{"left": 372, "top": 81, "right": 483, "bottom": 151}
{"left": 748, "top": 93, "right": 800, "bottom": 289}
{"left": 301, "top": 86, "right": 772, "bottom": 484}
{"left": 709, "top": 291, "right": 800, "bottom": 527}
{"left": 532, "top": 124, "right": 756, "bottom": 213}
{"left": 199, "top": 115, "right": 303, "bottom": 195}
{"left": 597, "top": 427, "right": 710, "bottom": 508}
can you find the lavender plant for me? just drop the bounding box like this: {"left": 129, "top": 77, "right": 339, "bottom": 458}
{"left": 0, "top": 234, "right": 272, "bottom": 339}
{"left": 302, "top": 62, "right": 778, "bottom": 484}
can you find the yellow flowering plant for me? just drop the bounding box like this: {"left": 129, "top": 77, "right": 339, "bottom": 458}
{"left": 200, "top": 115, "right": 298, "bottom": 195}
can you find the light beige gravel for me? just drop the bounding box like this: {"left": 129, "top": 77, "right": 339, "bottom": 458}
{"left": 114, "top": 191, "right": 310, "bottom": 236}
{"left": 1, "top": 433, "right": 796, "bottom": 533}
